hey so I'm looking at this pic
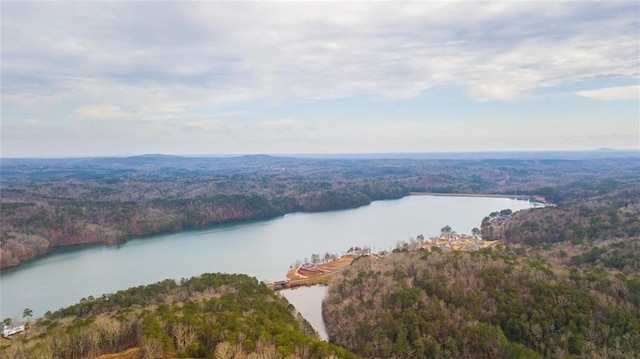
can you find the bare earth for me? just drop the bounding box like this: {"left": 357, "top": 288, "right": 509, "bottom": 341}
{"left": 287, "top": 256, "right": 354, "bottom": 280}
{"left": 97, "top": 348, "right": 140, "bottom": 359}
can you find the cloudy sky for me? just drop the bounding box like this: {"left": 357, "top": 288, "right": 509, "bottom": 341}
{"left": 1, "top": 1, "right": 638, "bottom": 157}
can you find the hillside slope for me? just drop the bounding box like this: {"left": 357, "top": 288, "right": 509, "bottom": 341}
{"left": 1, "top": 273, "right": 355, "bottom": 359}
{"left": 323, "top": 241, "right": 640, "bottom": 358}
{"left": 482, "top": 177, "right": 640, "bottom": 244}
{"left": 3, "top": 155, "right": 638, "bottom": 269}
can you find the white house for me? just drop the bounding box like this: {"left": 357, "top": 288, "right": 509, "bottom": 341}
{"left": 2, "top": 323, "right": 26, "bottom": 337}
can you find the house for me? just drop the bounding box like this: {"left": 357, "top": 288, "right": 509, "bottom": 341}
{"left": 2, "top": 323, "right": 26, "bottom": 337}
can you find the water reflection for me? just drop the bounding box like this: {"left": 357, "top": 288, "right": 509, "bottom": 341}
{"left": 280, "top": 285, "right": 329, "bottom": 340}
{"left": 1, "top": 196, "right": 533, "bottom": 320}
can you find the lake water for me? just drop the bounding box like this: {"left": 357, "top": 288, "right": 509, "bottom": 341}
{"left": 0, "top": 195, "right": 533, "bottom": 333}
{"left": 279, "top": 286, "right": 329, "bottom": 340}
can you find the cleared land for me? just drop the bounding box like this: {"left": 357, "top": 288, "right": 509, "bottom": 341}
{"left": 423, "top": 235, "right": 501, "bottom": 252}
{"left": 287, "top": 256, "right": 354, "bottom": 280}
{"left": 268, "top": 256, "right": 355, "bottom": 290}
{"left": 97, "top": 348, "right": 140, "bottom": 359}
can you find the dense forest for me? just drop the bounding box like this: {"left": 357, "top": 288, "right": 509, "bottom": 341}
{"left": 2, "top": 152, "right": 639, "bottom": 358}
{"left": 2, "top": 152, "right": 638, "bottom": 268}
{"left": 0, "top": 273, "right": 355, "bottom": 359}
{"left": 323, "top": 239, "right": 640, "bottom": 358}
{"left": 323, "top": 174, "right": 640, "bottom": 358}
{"left": 482, "top": 177, "right": 640, "bottom": 244}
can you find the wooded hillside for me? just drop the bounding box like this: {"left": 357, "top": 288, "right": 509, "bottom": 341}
{"left": 0, "top": 273, "right": 355, "bottom": 359}
{"left": 2, "top": 153, "right": 638, "bottom": 269}
{"left": 482, "top": 177, "right": 640, "bottom": 244}
{"left": 323, "top": 240, "right": 640, "bottom": 358}
{"left": 324, "top": 175, "right": 640, "bottom": 358}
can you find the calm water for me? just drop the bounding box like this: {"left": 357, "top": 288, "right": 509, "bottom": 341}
{"left": 0, "top": 195, "right": 533, "bottom": 323}
{"left": 280, "top": 286, "right": 329, "bottom": 340}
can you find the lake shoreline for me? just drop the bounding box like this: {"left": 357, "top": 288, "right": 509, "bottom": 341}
{"left": 1, "top": 195, "right": 535, "bottom": 321}
{"left": 7, "top": 193, "right": 401, "bottom": 271}
{"left": 411, "top": 192, "right": 549, "bottom": 205}
{"left": 1, "top": 192, "right": 542, "bottom": 271}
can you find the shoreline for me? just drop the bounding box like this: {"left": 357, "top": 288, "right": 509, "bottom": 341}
{"left": 269, "top": 256, "right": 354, "bottom": 291}
{"left": 411, "top": 192, "right": 548, "bottom": 205}
{"left": 410, "top": 192, "right": 531, "bottom": 199}
{"left": 1, "top": 194, "right": 535, "bottom": 322}
{"left": 1, "top": 192, "right": 541, "bottom": 271}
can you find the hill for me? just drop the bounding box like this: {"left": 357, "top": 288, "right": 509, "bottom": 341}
{"left": 482, "top": 177, "right": 640, "bottom": 244}
{"left": 2, "top": 154, "right": 638, "bottom": 269}
{"left": 323, "top": 239, "right": 640, "bottom": 358}
{"left": 323, "top": 177, "right": 640, "bottom": 358}
{"left": 0, "top": 273, "right": 355, "bottom": 359}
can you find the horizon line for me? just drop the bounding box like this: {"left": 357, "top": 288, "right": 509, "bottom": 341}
{"left": 2, "top": 148, "right": 639, "bottom": 160}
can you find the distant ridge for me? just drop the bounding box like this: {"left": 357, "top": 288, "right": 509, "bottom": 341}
{"left": 2, "top": 149, "right": 639, "bottom": 161}
{"left": 126, "top": 154, "right": 183, "bottom": 159}
{"left": 594, "top": 147, "right": 639, "bottom": 152}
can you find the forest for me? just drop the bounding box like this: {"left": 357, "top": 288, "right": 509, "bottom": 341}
{"left": 2, "top": 151, "right": 639, "bottom": 358}
{"left": 323, "top": 238, "right": 640, "bottom": 358}
{"left": 0, "top": 273, "right": 355, "bottom": 359}
{"left": 322, "top": 172, "right": 640, "bottom": 358}
{"left": 482, "top": 176, "right": 640, "bottom": 244}
{"left": 2, "top": 152, "right": 638, "bottom": 268}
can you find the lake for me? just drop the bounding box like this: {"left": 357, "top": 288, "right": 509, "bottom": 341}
{"left": 0, "top": 195, "right": 533, "bottom": 333}
{"left": 280, "top": 285, "right": 329, "bottom": 340}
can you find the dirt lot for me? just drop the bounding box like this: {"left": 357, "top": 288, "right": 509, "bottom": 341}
{"left": 98, "top": 348, "right": 140, "bottom": 359}
{"left": 287, "top": 256, "right": 354, "bottom": 280}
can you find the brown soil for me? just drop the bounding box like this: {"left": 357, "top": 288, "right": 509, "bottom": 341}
{"left": 480, "top": 240, "right": 500, "bottom": 248}
{"left": 286, "top": 256, "right": 354, "bottom": 280}
{"left": 97, "top": 348, "right": 140, "bottom": 359}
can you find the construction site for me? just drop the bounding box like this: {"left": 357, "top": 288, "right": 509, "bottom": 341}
{"left": 268, "top": 230, "right": 497, "bottom": 291}
{"left": 268, "top": 255, "right": 357, "bottom": 291}
{"left": 422, "top": 233, "right": 500, "bottom": 252}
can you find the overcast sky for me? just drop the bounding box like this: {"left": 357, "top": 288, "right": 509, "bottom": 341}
{"left": 1, "top": 1, "right": 638, "bottom": 157}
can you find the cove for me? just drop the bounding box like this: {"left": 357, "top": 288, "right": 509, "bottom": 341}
{"left": 0, "top": 195, "right": 533, "bottom": 323}
{"left": 280, "top": 286, "right": 329, "bottom": 340}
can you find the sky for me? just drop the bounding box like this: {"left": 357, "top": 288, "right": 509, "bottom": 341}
{"left": 1, "top": 1, "right": 639, "bottom": 157}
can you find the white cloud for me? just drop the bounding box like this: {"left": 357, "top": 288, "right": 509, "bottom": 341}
{"left": 179, "top": 120, "right": 231, "bottom": 133}
{"left": 577, "top": 86, "right": 640, "bottom": 100}
{"left": 55, "top": 38, "right": 86, "bottom": 54}
{"left": 74, "top": 105, "right": 131, "bottom": 119}
{"left": 260, "top": 119, "right": 298, "bottom": 129}
{"left": 1, "top": 1, "right": 638, "bottom": 156}
{"left": 3, "top": 1, "right": 637, "bottom": 110}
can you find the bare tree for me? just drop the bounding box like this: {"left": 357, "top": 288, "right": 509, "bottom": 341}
{"left": 86, "top": 328, "right": 101, "bottom": 359}
{"left": 214, "top": 342, "right": 234, "bottom": 359}
{"left": 141, "top": 338, "right": 163, "bottom": 359}
{"left": 172, "top": 323, "right": 188, "bottom": 352}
